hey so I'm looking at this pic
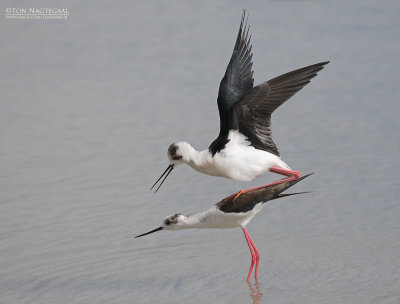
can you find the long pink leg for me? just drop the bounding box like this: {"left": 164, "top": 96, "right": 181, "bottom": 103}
{"left": 243, "top": 227, "right": 255, "bottom": 281}
{"left": 227, "top": 167, "right": 301, "bottom": 201}
{"left": 244, "top": 167, "right": 301, "bottom": 191}
{"left": 247, "top": 230, "right": 260, "bottom": 278}
{"left": 268, "top": 166, "right": 301, "bottom": 186}
{"left": 242, "top": 227, "right": 261, "bottom": 281}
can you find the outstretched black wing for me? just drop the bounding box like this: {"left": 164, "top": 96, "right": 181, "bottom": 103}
{"left": 232, "top": 61, "right": 330, "bottom": 156}
{"left": 216, "top": 11, "right": 254, "bottom": 136}
{"left": 210, "top": 11, "right": 329, "bottom": 157}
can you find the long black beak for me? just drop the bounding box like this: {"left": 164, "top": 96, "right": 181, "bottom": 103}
{"left": 135, "top": 226, "right": 163, "bottom": 238}
{"left": 150, "top": 164, "right": 174, "bottom": 193}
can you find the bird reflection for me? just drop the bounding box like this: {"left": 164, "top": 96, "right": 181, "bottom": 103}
{"left": 247, "top": 278, "right": 263, "bottom": 304}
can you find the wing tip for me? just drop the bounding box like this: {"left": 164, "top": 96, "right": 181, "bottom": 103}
{"left": 316, "top": 60, "right": 330, "bottom": 68}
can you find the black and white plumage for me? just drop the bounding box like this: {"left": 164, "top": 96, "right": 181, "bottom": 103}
{"left": 151, "top": 11, "right": 328, "bottom": 193}
{"left": 138, "top": 173, "right": 312, "bottom": 280}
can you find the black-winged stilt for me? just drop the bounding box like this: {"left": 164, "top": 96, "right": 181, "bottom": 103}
{"left": 151, "top": 11, "right": 328, "bottom": 193}
{"left": 139, "top": 173, "right": 312, "bottom": 281}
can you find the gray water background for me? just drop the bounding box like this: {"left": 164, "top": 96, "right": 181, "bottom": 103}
{"left": 1, "top": 1, "right": 400, "bottom": 303}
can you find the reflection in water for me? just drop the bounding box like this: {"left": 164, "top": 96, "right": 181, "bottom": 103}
{"left": 247, "top": 278, "right": 263, "bottom": 304}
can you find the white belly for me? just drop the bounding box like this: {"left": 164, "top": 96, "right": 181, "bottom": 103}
{"left": 210, "top": 131, "right": 290, "bottom": 181}
{"left": 193, "top": 205, "right": 265, "bottom": 229}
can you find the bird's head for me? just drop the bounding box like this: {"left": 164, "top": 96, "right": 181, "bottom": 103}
{"left": 135, "top": 213, "right": 189, "bottom": 238}
{"left": 162, "top": 213, "right": 189, "bottom": 230}
{"left": 150, "top": 142, "right": 194, "bottom": 193}
{"left": 167, "top": 143, "right": 186, "bottom": 165}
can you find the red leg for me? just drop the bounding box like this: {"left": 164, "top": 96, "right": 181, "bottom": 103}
{"left": 242, "top": 227, "right": 255, "bottom": 281}
{"left": 247, "top": 167, "right": 301, "bottom": 190}
{"left": 224, "top": 167, "right": 301, "bottom": 202}
{"left": 268, "top": 166, "right": 301, "bottom": 185}
{"left": 246, "top": 230, "right": 260, "bottom": 278}
{"left": 242, "top": 227, "right": 260, "bottom": 281}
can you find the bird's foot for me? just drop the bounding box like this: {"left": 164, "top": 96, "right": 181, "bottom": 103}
{"left": 222, "top": 189, "right": 247, "bottom": 202}
{"left": 233, "top": 190, "right": 247, "bottom": 201}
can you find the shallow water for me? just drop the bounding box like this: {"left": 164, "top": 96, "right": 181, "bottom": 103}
{"left": 1, "top": 1, "right": 400, "bottom": 303}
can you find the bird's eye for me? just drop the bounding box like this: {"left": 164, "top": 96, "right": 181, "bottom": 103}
{"left": 172, "top": 155, "right": 182, "bottom": 160}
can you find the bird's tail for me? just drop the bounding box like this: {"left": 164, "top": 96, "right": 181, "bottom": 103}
{"left": 271, "top": 173, "right": 314, "bottom": 200}
{"left": 277, "top": 191, "right": 312, "bottom": 198}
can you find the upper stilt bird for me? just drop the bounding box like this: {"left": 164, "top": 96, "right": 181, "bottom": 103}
{"left": 139, "top": 173, "right": 312, "bottom": 281}
{"left": 151, "top": 11, "right": 328, "bottom": 193}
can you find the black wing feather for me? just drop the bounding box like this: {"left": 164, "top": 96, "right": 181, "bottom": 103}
{"left": 234, "top": 61, "right": 330, "bottom": 156}
{"left": 216, "top": 173, "right": 313, "bottom": 213}
{"left": 210, "top": 11, "right": 329, "bottom": 157}
{"left": 209, "top": 11, "right": 254, "bottom": 155}
{"left": 216, "top": 10, "right": 254, "bottom": 134}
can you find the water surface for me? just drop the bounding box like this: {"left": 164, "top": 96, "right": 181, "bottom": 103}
{"left": 1, "top": 1, "right": 400, "bottom": 303}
